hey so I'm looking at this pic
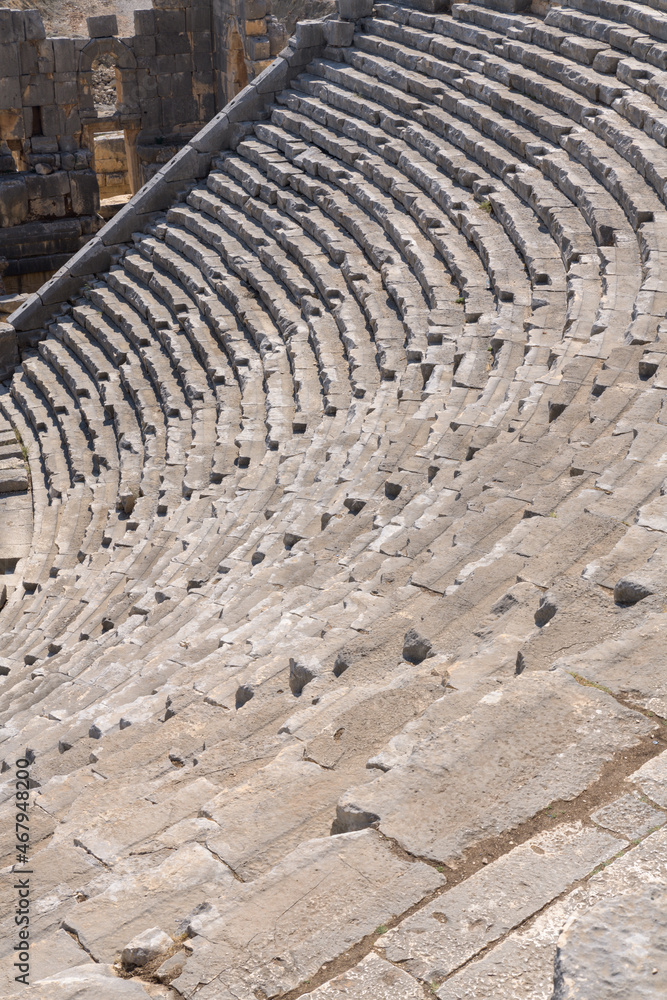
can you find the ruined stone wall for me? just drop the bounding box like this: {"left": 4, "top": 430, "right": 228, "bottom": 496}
{"left": 211, "top": 0, "right": 288, "bottom": 109}
{"left": 0, "top": 0, "right": 289, "bottom": 296}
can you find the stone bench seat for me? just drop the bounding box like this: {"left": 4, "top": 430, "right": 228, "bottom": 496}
{"left": 103, "top": 269, "right": 194, "bottom": 421}
{"left": 337, "top": 34, "right": 659, "bottom": 345}
{"left": 219, "top": 142, "right": 410, "bottom": 382}
{"left": 37, "top": 338, "right": 120, "bottom": 478}
{"left": 286, "top": 79, "right": 559, "bottom": 315}
{"left": 357, "top": 14, "right": 667, "bottom": 228}
{"left": 2, "top": 7, "right": 667, "bottom": 998}
{"left": 237, "top": 116, "right": 456, "bottom": 366}
{"left": 181, "top": 188, "right": 327, "bottom": 426}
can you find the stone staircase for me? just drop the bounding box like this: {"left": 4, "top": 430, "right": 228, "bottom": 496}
{"left": 0, "top": 2, "right": 666, "bottom": 998}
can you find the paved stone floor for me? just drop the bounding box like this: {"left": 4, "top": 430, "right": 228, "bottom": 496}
{"left": 0, "top": 1, "right": 666, "bottom": 997}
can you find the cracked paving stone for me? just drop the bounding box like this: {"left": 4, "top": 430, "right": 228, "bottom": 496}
{"left": 172, "top": 829, "right": 444, "bottom": 999}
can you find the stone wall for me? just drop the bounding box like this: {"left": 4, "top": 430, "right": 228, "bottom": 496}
{"left": 0, "top": 0, "right": 289, "bottom": 294}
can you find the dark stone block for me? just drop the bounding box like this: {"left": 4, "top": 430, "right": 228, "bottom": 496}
{"left": 0, "top": 10, "right": 22, "bottom": 44}
{"left": 87, "top": 14, "right": 118, "bottom": 38}
{"left": 134, "top": 9, "right": 156, "bottom": 35}
{"left": 0, "top": 42, "right": 20, "bottom": 78}
{"left": 187, "top": 6, "right": 212, "bottom": 31}
{"left": 53, "top": 37, "right": 78, "bottom": 74}
{"left": 155, "top": 10, "right": 186, "bottom": 34}
{"left": 23, "top": 9, "right": 46, "bottom": 41}
{"left": 69, "top": 170, "right": 100, "bottom": 216}
{"left": 0, "top": 322, "right": 19, "bottom": 377}
{"left": 25, "top": 170, "right": 69, "bottom": 200}
{"left": 0, "top": 175, "right": 28, "bottom": 227}
{"left": 475, "top": 0, "right": 530, "bottom": 10}
{"left": 156, "top": 32, "right": 191, "bottom": 56}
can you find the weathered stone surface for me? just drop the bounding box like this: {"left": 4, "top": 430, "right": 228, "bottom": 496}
{"left": 173, "top": 830, "right": 444, "bottom": 999}
{"left": 555, "top": 615, "right": 667, "bottom": 719}
{"left": 438, "top": 828, "right": 667, "bottom": 999}
{"left": 336, "top": 672, "right": 654, "bottom": 861}
{"left": 301, "top": 953, "right": 424, "bottom": 998}
{"left": 402, "top": 627, "right": 433, "bottom": 663}
{"left": 62, "top": 842, "right": 235, "bottom": 962}
{"left": 629, "top": 750, "right": 667, "bottom": 808}
{"left": 0, "top": 458, "right": 28, "bottom": 492}
{"left": 289, "top": 654, "right": 323, "bottom": 694}
{"left": 5, "top": 964, "right": 152, "bottom": 999}
{"left": 87, "top": 15, "right": 118, "bottom": 38}
{"left": 552, "top": 888, "right": 667, "bottom": 999}
{"left": 380, "top": 823, "right": 624, "bottom": 984}
{"left": 3, "top": 2, "right": 667, "bottom": 997}
{"left": 0, "top": 929, "right": 93, "bottom": 996}
{"left": 592, "top": 793, "right": 666, "bottom": 840}
{"left": 121, "top": 926, "right": 172, "bottom": 968}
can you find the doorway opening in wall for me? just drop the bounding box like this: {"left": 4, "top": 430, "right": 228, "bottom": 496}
{"left": 88, "top": 52, "right": 133, "bottom": 220}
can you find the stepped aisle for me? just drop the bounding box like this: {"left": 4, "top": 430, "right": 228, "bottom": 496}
{"left": 1, "top": 1, "right": 666, "bottom": 997}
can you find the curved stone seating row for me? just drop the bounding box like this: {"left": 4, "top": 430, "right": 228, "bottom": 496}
{"left": 1, "top": 4, "right": 667, "bottom": 997}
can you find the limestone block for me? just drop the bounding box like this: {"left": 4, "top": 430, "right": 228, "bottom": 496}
{"left": 591, "top": 793, "right": 665, "bottom": 840}
{"left": 552, "top": 888, "right": 667, "bottom": 999}
{"left": 58, "top": 105, "right": 82, "bottom": 136}
{"left": 69, "top": 171, "right": 100, "bottom": 216}
{"left": 0, "top": 323, "right": 18, "bottom": 380}
{"left": 296, "top": 19, "right": 326, "bottom": 46}
{"left": 289, "top": 654, "right": 323, "bottom": 694}
{"left": 0, "top": 458, "right": 27, "bottom": 492}
{"left": 629, "top": 750, "right": 667, "bottom": 808}
{"left": 267, "top": 16, "right": 288, "bottom": 55}
{"left": 0, "top": 43, "right": 19, "bottom": 78}
{"left": 173, "top": 830, "right": 444, "bottom": 999}
{"left": 380, "top": 823, "right": 624, "bottom": 985}
{"left": 134, "top": 9, "right": 156, "bottom": 35}
{"left": 87, "top": 14, "right": 118, "bottom": 38}
{"left": 20, "top": 74, "right": 55, "bottom": 107}
{"left": 6, "top": 964, "right": 153, "bottom": 998}
{"left": 155, "top": 9, "right": 186, "bottom": 34}
{"left": 64, "top": 842, "right": 235, "bottom": 962}
{"left": 335, "top": 671, "right": 655, "bottom": 861}
{"left": 121, "top": 927, "right": 173, "bottom": 969}
{"left": 23, "top": 8, "right": 46, "bottom": 41}
{"left": 0, "top": 176, "right": 28, "bottom": 227}
{"left": 439, "top": 829, "right": 667, "bottom": 999}
{"left": 245, "top": 0, "right": 268, "bottom": 18}
{"left": 302, "top": 953, "right": 423, "bottom": 999}
{"left": 54, "top": 76, "right": 78, "bottom": 105}
{"left": 25, "top": 169, "right": 69, "bottom": 201}
{"left": 0, "top": 76, "right": 21, "bottom": 111}
{"left": 162, "top": 94, "right": 198, "bottom": 128}
{"left": 338, "top": 0, "right": 374, "bottom": 19}
{"left": 246, "top": 36, "right": 271, "bottom": 61}
{"left": 554, "top": 614, "right": 667, "bottom": 720}
{"left": 36, "top": 38, "right": 55, "bottom": 74}
{"left": 52, "top": 37, "right": 78, "bottom": 74}
{"left": 476, "top": 0, "right": 530, "bottom": 9}
{"left": 0, "top": 10, "right": 21, "bottom": 44}
{"left": 187, "top": 6, "right": 211, "bottom": 32}
{"left": 246, "top": 17, "right": 267, "bottom": 36}
{"left": 323, "top": 19, "right": 356, "bottom": 46}
{"left": 156, "top": 31, "right": 191, "bottom": 56}
{"left": 19, "top": 39, "right": 38, "bottom": 75}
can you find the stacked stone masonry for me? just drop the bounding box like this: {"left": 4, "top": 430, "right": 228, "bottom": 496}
{"left": 1, "top": 0, "right": 667, "bottom": 997}
{"left": 0, "top": 1, "right": 288, "bottom": 297}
